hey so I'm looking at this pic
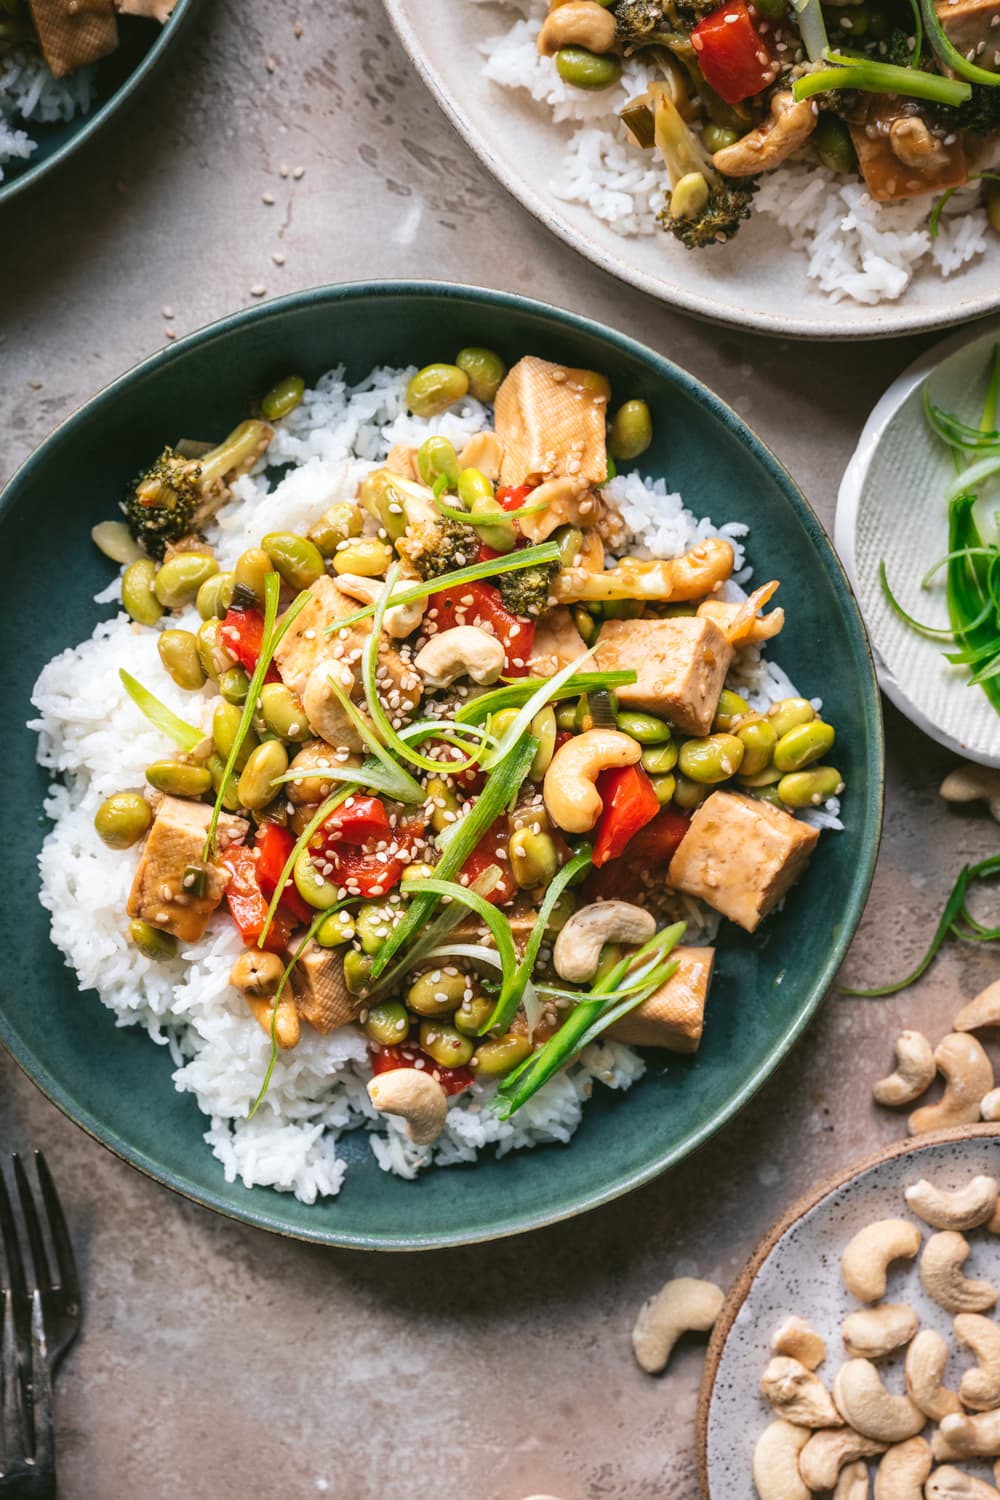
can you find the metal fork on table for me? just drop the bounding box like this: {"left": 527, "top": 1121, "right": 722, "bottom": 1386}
{"left": 0, "top": 1153, "right": 81, "bottom": 1497}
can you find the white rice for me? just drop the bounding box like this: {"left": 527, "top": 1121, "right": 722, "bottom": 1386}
{"left": 477, "top": 1, "right": 991, "bottom": 306}
{"left": 0, "top": 48, "right": 95, "bottom": 182}
{"left": 29, "top": 363, "right": 837, "bottom": 1204}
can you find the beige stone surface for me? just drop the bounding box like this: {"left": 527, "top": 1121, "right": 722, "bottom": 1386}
{"left": 2, "top": 2, "right": 998, "bottom": 1497}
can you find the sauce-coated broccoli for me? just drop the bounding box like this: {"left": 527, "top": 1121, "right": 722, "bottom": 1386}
{"left": 494, "top": 561, "right": 558, "bottom": 618}
{"left": 125, "top": 419, "right": 272, "bottom": 559}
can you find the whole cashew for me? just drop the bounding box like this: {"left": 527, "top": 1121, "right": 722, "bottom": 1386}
{"left": 872, "top": 1436, "right": 932, "bottom": 1500}
{"left": 333, "top": 571, "right": 426, "bottom": 639}
{"left": 939, "top": 763, "right": 1000, "bottom": 822}
{"left": 982, "top": 1091, "right": 1000, "bottom": 1124}
{"left": 367, "top": 1069, "right": 448, "bottom": 1145}
{"left": 799, "top": 1428, "right": 888, "bottom": 1490}
{"left": 537, "top": 0, "right": 617, "bottom": 56}
{"left": 543, "top": 728, "right": 641, "bottom": 834}
{"left": 909, "top": 1034, "right": 995, "bottom": 1135}
{"left": 956, "top": 1313, "right": 1000, "bottom": 1411}
{"left": 760, "top": 1357, "right": 842, "bottom": 1428}
{"left": 937, "top": 1411, "right": 1000, "bottom": 1459}
{"left": 711, "top": 92, "right": 818, "bottom": 176}
{"left": 841, "top": 1220, "right": 923, "bottom": 1303}
{"left": 552, "top": 901, "right": 656, "bottom": 984}
{"left": 905, "top": 1329, "right": 963, "bottom": 1422}
{"left": 772, "top": 1315, "right": 826, "bottom": 1371}
{"left": 231, "top": 948, "right": 301, "bottom": 1048}
{"left": 872, "top": 1032, "right": 936, "bottom": 1108}
{"left": 926, "top": 1468, "right": 1000, "bottom": 1499}
{"left": 905, "top": 1177, "right": 999, "bottom": 1233}
{"left": 413, "top": 626, "right": 506, "bottom": 691}
{"left": 834, "top": 1460, "right": 870, "bottom": 1500}
{"left": 954, "top": 979, "right": 1000, "bottom": 1033}
{"left": 832, "top": 1360, "right": 926, "bottom": 1443}
{"left": 920, "top": 1232, "right": 998, "bottom": 1314}
{"left": 458, "top": 431, "right": 503, "bottom": 481}
{"left": 631, "top": 1276, "right": 724, "bottom": 1374}
{"left": 842, "top": 1305, "right": 919, "bottom": 1360}
{"left": 752, "top": 1419, "right": 811, "bottom": 1500}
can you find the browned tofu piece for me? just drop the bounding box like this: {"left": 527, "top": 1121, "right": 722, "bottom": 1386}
{"left": 609, "top": 947, "right": 714, "bottom": 1052}
{"left": 116, "top": 0, "right": 177, "bottom": 17}
{"left": 668, "top": 791, "right": 819, "bottom": 933}
{"left": 936, "top": 0, "right": 1000, "bottom": 67}
{"left": 127, "top": 797, "right": 247, "bottom": 944}
{"left": 28, "top": 0, "right": 118, "bottom": 75}
{"left": 528, "top": 606, "right": 589, "bottom": 678}
{"left": 291, "top": 943, "right": 360, "bottom": 1034}
{"left": 494, "top": 356, "right": 608, "bottom": 489}
{"left": 849, "top": 100, "right": 968, "bottom": 203}
{"left": 593, "top": 617, "right": 732, "bottom": 735}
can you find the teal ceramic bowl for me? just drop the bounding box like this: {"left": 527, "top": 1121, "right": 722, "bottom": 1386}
{"left": 0, "top": 283, "right": 883, "bottom": 1250}
{"left": 0, "top": 0, "right": 195, "bottom": 208}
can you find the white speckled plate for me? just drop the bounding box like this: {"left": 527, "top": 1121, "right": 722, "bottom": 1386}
{"left": 382, "top": 0, "right": 1000, "bottom": 338}
{"left": 698, "top": 1128, "right": 1000, "bottom": 1498}
{"left": 836, "top": 319, "right": 1000, "bottom": 768}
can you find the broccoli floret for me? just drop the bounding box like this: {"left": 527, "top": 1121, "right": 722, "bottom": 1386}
{"left": 397, "top": 515, "right": 478, "bottom": 580}
{"left": 934, "top": 84, "right": 1000, "bottom": 136}
{"left": 650, "top": 86, "right": 759, "bottom": 247}
{"left": 659, "top": 175, "right": 758, "bottom": 246}
{"left": 125, "top": 419, "right": 273, "bottom": 559}
{"left": 495, "top": 561, "right": 558, "bottom": 618}
{"left": 614, "top": 0, "right": 716, "bottom": 46}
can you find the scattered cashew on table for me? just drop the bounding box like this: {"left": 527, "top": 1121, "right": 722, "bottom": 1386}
{"left": 872, "top": 983, "right": 999, "bottom": 1133}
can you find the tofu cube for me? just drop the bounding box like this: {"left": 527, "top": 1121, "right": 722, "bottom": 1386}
{"left": 127, "top": 796, "right": 247, "bottom": 944}
{"left": 28, "top": 0, "right": 118, "bottom": 78}
{"left": 291, "top": 942, "right": 360, "bottom": 1034}
{"left": 494, "top": 356, "right": 608, "bottom": 488}
{"left": 594, "top": 616, "right": 733, "bottom": 736}
{"left": 936, "top": 0, "right": 1000, "bottom": 67}
{"left": 848, "top": 99, "right": 968, "bottom": 203}
{"left": 609, "top": 947, "right": 714, "bottom": 1052}
{"left": 528, "top": 605, "right": 589, "bottom": 678}
{"left": 667, "top": 791, "right": 819, "bottom": 933}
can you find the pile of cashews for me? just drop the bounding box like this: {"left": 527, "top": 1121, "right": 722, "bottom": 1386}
{"left": 753, "top": 1173, "right": 1000, "bottom": 1500}
{"left": 872, "top": 980, "right": 1000, "bottom": 1132}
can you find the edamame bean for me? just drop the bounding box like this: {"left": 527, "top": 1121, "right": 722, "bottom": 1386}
{"left": 332, "top": 538, "right": 394, "bottom": 577}
{"left": 553, "top": 525, "right": 584, "bottom": 569}
{"left": 678, "top": 733, "right": 745, "bottom": 784}
{"left": 196, "top": 619, "right": 235, "bottom": 681}
{"left": 572, "top": 605, "right": 597, "bottom": 645}
{"left": 457, "top": 467, "right": 494, "bottom": 507}
{"left": 400, "top": 862, "right": 434, "bottom": 883}
{"left": 91, "top": 519, "right": 144, "bottom": 565}
{"left": 555, "top": 44, "right": 622, "bottom": 89}
{"left": 425, "top": 775, "right": 459, "bottom": 835}
{"left": 814, "top": 113, "right": 858, "bottom": 174}
{"left": 473, "top": 1032, "right": 533, "bottom": 1076}
{"left": 219, "top": 666, "right": 250, "bottom": 705}
{"left": 529, "top": 706, "right": 557, "bottom": 781}
{"left": 454, "top": 995, "right": 493, "bottom": 1036}
{"left": 364, "top": 1000, "right": 410, "bottom": 1047}
{"left": 196, "top": 571, "right": 233, "bottom": 620}
{"left": 316, "top": 909, "right": 356, "bottom": 947}
{"left": 343, "top": 951, "right": 374, "bottom": 995}
{"left": 617, "top": 709, "right": 671, "bottom": 745}
{"left": 406, "top": 363, "right": 469, "bottom": 418}
{"left": 545, "top": 889, "right": 576, "bottom": 933}
{"left": 260, "top": 681, "right": 310, "bottom": 742}
{"left": 145, "top": 761, "right": 213, "bottom": 798}
{"left": 122, "top": 559, "right": 164, "bottom": 626}
{"left": 735, "top": 717, "right": 778, "bottom": 777}
{"left": 156, "top": 629, "right": 206, "bottom": 691}
{"left": 673, "top": 773, "right": 710, "bottom": 810}
{"left": 738, "top": 764, "right": 783, "bottom": 788}
{"left": 750, "top": 0, "right": 785, "bottom": 16}
{"left": 470, "top": 494, "right": 517, "bottom": 553}
{"left": 776, "top": 766, "right": 844, "bottom": 808}
{"left": 294, "top": 849, "right": 340, "bottom": 909}
{"left": 260, "top": 373, "right": 305, "bottom": 421}
{"left": 602, "top": 598, "right": 644, "bottom": 620}
{"left": 703, "top": 123, "right": 740, "bottom": 154}
{"left": 748, "top": 784, "right": 786, "bottom": 809}
{"left": 455, "top": 347, "right": 506, "bottom": 403}
{"left": 308, "top": 502, "right": 364, "bottom": 556}
{"left": 207, "top": 753, "right": 241, "bottom": 811}
{"left": 212, "top": 700, "right": 258, "bottom": 770}
{"left": 355, "top": 902, "right": 396, "bottom": 956}
{"left": 153, "top": 553, "right": 219, "bottom": 610}
{"left": 419, "top": 1020, "right": 474, "bottom": 1068}
{"left": 262, "top": 531, "right": 325, "bottom": 590}
{"left": 714, "top": 688, "right": 751, "bottom": 732}
{"left": 94, "top": 791, "right": 152, "bottom": 849}
{"left": 838, "top": 3, "right": 869, "bottom": 35}
{"left": 641, "top": 740, "right": 678, "bottom": 775}
{"left": 128, "top": 919, "right": 177, "bottom": 962}
{"left": 773, "top": 719, "right": 835, "bottom": 773}
{"left": 407, "top": 969, "right": 468, "bottom": 1017}
{"left": 417, "top": 435, "right": 460, "bottom": 490}
{"left": 555, "top": 703, "right": 578, "bottom": 733}
{"left": 238, "top": 739, "right": 288, "bottom": 811}
{"left": 767, "top": 696, "right": 815, "bottom": 738}
{"left": 510, "top": 829, "right": 558, "bottom": 888}
{"left": 233, "top": 547, "right": 273, "bottom": 604}
{"left": 609, "top": 399, "right": 653, "bottom": 461}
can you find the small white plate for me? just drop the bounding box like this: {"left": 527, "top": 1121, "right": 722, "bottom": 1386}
{"left": 836, "top": 320, "right": 1000, "bottom": 768}
{"left": 699, "top": 1128, "right": 1000, "bottom": 1499}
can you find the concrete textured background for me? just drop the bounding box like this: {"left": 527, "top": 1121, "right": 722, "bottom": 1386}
{"left": 2, "top": 2, "right": 998, "bottom": 1497}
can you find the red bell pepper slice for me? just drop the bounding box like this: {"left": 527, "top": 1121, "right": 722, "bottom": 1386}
{"left": 252, "top": 821, "right": 314, "bottom": 925}
{"left": 460, "top": 816, "right": 518, "bottom": 905}
{"left": 220, "top": 606, "right": 281, "bottom": 682}
{"left": 370, "top": 1042, "right": 472, "bottom": 1097}
{"left": 318, "top": 795, "right": 391, "bottom": 847}
{"left": 324, "top": 844, "right": 404, "bottom": 900}
{"left": 691, "top": 0, "right": 776, "bottom": 104}
{"left": 496, "top": 484, "right": 535, "bottom": 513}
{"left": 591, "top": 764, "right": 662, "bottom": 868}
{"left": 218, "top": 844, "right": 293, "bottom": 952}
{"left": 430, "top": 581, "right": 535, "bottom": 677}
{"left": 626, "top": 805, "right": 692, "bottom": 866}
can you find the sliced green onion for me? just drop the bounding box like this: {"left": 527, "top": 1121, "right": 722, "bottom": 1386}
{"left": 573, "top": 960, "right": 681, "bottom": 1052}
{"left": 119, "top": 670, "right": 203, "bottom": 751}
{"left": 400, "top": 876, "right": 518, "bottom": 996}
{"left": 878, "top": 561, "right": 954, "bottom": 639}
{"left": 480, "top": 645, "right": 599, "bottom": 770}
{"left": 790, "top": 0, "right": 830, "bottom": 61}
{"left": 323, "top": 673, "right": 429, "bottom": 798}
{"left": 455, "top": 671, "right": 638, "bottom": 726}
{"left": 903, "top": 0, "right": 923, "bottom": 64}
{"left": 793, "top": 60, "right": 971, "bottom": 107}
{"left": 945, "top": 455, "right": 1000, "bottom": 505}
{"left": 930, "top": 174, "right": 1000, "bottom": 238}
{"left": 258, "top": 784, "right": 358, "bottom": 947}
{"left": 369, "top": 868, "right": 505, "bottom": 999}
{"left": 919, "top": 0, "right": 1000, "bottom": 85}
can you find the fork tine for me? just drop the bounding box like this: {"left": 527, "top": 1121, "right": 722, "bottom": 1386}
{"left": 0, "top": 1290, "right": 24, "bottom": 1469}
{"left": 33, "top": 1153, "right": 79, "bottom": 1309}
{"left": 11, "top": 1156, "right": 50, "bottom": 1293}
{"left": 0, "top": 1171, "right": 26, "bottom": 1303}
{"left": 28, "top": 1290, "right": 53, "bottom": 1472}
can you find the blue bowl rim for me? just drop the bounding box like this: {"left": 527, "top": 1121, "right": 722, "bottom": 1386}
{"left": 0, "top": 279, "right": 885, "bottom": 1249}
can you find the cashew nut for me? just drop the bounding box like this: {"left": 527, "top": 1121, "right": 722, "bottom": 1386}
{"left": 872, "top": 1032, "right": 936, "bottom": 1108}
{"left": 983, "top": 1091, "right": 1000, "bottom": 1124}
{"left": 834, "top": 1460, "right": 871, "bottom": 1500}
{"left": 954, "top": 979, "right": 1000, "bottom": 1034}
{"left": 939, "top": 764, "right": 1000, "bottom": 822}
{"left": 772, "top": 1315, "right": 826, "bottom": 1371}
{"left": 760, "top": 1357, "right": 842, "bottom": 1428}
{"left": 920, "top": 1232, "right": 998, "bottom": 1314}
{"left": 843, "top": 1305, "right": 919, "bottom": 1360}
{"left": 413, "top": 626, "right": 506, "bottom": 691}
{"left": 552, "top": 901, "right": 656, "bottom": 984}
{"left": 799, "top": 1428, "right": 888, "bottom": 1490}
{"left": 905, "top": 1178, "right": 999, "bottom": 1233}
{"left": 889, "top": 116, "right": 951, "bottom": 174}
{"left": 926, "top": 1468, "right": 1000, "bottom": 1499}
{"left": 832, "top": 1360, "right": 926, "bottom": 1443}
{"left": 841, "top": 1220, "right": 923, "bottom": 1303}
{"left": 711, "top": 92, "right": 818, "bottom": 176}
{"left": 956, "top": 1314, "right": 1000, "bottom": 1411}
{"left": 231, "top": 949, "right": 301, "bottom": 1049}
{"left": 630, "top": 1276, "right": 723, "bottom": 1374}
{"left": 458, "top": 431, "right": 503, "bottom": 482}
{"left": 543, "top": 728, "right": 641, "bottom": 834}
{"left": 537, "top": 0, "right": 617, "bottom": 56}
{"left": 872, "top": 1437, "right": 932, "bottom": 1500}
{"left": 367, "top": 1069, "right": 448, "bottom": 1145}
{"left": 905, "top": 1330, "right": 963, "bottom": 1422}
{"left": 333, "top": 571, "right": 426, "bottom": 639}
{"left": 937, "top": 1411, "right": 1000, "bottom": 1459}
{"left": 909, "top": 1034, "right": 995, "bottom": 1135}
{"left": 752, "top": 1419, "right": 811, "bottom": 1500}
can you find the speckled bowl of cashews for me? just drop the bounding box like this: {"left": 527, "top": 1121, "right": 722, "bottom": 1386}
{"left": 696, "top": 1129, "right": 1000, "bottom": 1500}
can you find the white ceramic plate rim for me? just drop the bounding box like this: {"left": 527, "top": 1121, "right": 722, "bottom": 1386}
{"left": 836, "top": 315, "right": 1000, "bottom": 769}
{"left": 382, "top": 0, "right": 1000, "bottom": 340}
